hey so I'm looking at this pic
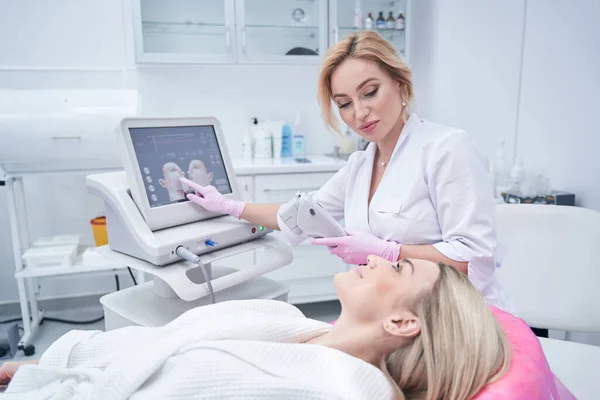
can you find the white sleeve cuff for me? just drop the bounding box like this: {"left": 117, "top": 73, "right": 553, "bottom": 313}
{"left": 433, "top": 241, "right": 496, "bottom": 294}
{"left": 432, "top": 241, "right": 470, "bottom": 262}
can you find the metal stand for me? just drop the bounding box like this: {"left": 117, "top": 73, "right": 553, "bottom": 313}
{"left": 6, "top": 176, "right": 40, "bottom": 353}
{"left": 3, "top": 164, "right": 139, "bottom": 355}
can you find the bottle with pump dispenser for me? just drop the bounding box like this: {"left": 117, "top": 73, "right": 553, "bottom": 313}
{"left": 253, "top": 118, "right": 273, "bottom": 159}
{"left": 353, "top": 0, "right": 362, "bottom": 29}
{"left": 492, "top": 139, "right": 511, "bottom": 202}
{"left": 242, "top": 118, "right": 256, "bottom": 160}
{"left": 364, "top": 12, "right": 374, "bottom": 30}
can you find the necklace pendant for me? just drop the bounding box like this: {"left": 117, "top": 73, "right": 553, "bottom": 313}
{"left": 380, "top": 161, "right": 386, "bottom": 167}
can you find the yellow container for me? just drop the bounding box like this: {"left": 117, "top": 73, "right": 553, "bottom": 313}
{"left": 90, "top": 216, "right": 108, "bottom": 247}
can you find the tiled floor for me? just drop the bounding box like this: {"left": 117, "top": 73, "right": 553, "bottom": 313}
{"left": 1, "top": 300, "right": 341, "bottom": 362}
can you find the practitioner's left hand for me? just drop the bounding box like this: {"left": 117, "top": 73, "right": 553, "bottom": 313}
{"left": 311, "top": 229, "right": 401, "bottom": 265}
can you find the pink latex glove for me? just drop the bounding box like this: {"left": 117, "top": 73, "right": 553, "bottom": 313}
{"left": 311, "top": 229, "right": 401, "bottom": 265}
{"left": 181, "top": 177, "right": 245, "bottom": 218}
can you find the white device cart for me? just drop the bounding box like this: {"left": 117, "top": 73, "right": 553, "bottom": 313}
{"left": 2, "top": 160, "right": 145, "bottom": 355}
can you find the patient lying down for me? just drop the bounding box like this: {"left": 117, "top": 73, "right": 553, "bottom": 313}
{"left": 1, "top": 256, "right": 509, "bottom": 400}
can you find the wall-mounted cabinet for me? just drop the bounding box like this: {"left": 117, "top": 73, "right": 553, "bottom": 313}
{"left": 132, "top": 0, "right": 411, "bottom": 65}
{"left": 329, "top": 0, "right": 411, "bottom": 63}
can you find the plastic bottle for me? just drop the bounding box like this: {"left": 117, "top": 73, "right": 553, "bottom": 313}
{"left": 341, "top": 126, "right": 357, "bottom": 154}
{"left": 243, "top": 118, "right": 256, "bottom": 160}
{"left": 365, "top": 13, "right": 374, "bottom": 30}
{"left": 352, "top": 0, "right": 362, "bottom": 29}
{"left": 508, "top": 158, "right": 525, "bottom": 194}
{"left": 254, "top": 119, "right": 273, "bottom": 159}
{"left": 292, "top": 111, "right": 305, "bottom": 156}
{"left": 270, "top": 120, "right": 284, "bottom": 159}
{"left": 386, "top": 12, "right": 395, "bottom": 29}
{"left": 376, "top": 12, "right": 386, "bottom": 29}
{"left": 293, "top": 135, "right": 305, "bottom": 156}
{"left": 395, "top": 12, "right": 405, "bottom": 30}
{"left": 493, "top": 139, "right": 511, "bottom": 199}
{"left": 281, "top": 123, "right": 293, "bottom": 157}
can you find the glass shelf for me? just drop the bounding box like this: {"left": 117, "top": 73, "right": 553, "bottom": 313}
{"left": 142, "top": 21, "right": 319, "bottom": 37}
{"left": 246, "top": 24, "right": 319, "bottom": 29}
{"left": 246, "top": 24, "right": 319, "bottom": 38}
{"left": 142, "top": 21, "right": 226, "bottom": 36}
{"left": 339, "top": 27, "right": 405, "bottom": 36}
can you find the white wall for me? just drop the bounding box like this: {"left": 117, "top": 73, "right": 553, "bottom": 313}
{"left": 516, "top": 0, "right": 600, "bottom": 211}
{"left": 0, "top": 0, "right": 127, "bottom": 69}
{"left": 136, "top": 64, "right": 339, "bottom": 157}
{"left": 411, "top": 0, "right": 526, "bottom": 160}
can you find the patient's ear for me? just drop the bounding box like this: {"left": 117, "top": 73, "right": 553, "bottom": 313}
{"left": 383, "top": 312, "right": 421, "bottom": 338}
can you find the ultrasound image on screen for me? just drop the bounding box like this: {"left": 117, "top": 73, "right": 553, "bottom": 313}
{"left": 130, "top": 125, "right": 232, "bottom": 208}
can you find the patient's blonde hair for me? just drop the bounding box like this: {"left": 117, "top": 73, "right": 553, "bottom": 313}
{"left": 386, "top": 264, "right": 510, "bottom": 400}
{"left": 317, "top": 31, "right": 414, "bottom": 134}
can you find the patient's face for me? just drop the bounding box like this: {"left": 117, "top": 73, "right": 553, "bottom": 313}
{"left": 334, "top": 256, "right": 440, "bottom": 323}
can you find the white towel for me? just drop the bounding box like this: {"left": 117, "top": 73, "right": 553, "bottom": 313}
{"left": 6, "top": 299, "right": 397, "bottom": 399}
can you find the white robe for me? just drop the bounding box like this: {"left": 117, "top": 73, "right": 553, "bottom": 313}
{"left": 5, "top": 300, "right": 397, "bottom": 400}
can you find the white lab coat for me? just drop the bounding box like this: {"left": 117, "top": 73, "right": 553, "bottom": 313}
{"left": 281, "top": 113, "right": 510, "bottom": 311}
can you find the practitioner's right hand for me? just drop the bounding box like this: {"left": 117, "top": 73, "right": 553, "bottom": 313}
{"left": 181, "top": 177, "right": 246, "bottom": 218}
{"left": 0, "top": 360, "right": 39, "bottom": 385}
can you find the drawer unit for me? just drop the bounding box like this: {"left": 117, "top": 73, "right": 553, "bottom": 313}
{"left": 254, "top": 172, "right": 335, "bottom": 204}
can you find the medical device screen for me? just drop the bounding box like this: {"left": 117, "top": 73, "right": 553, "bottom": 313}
{"left": 130, "top": 125, "right": 232, "bottom": 208}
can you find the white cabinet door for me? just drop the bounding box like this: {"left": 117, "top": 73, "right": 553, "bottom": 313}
{"left": 132, "top": 0, "right": 237, "bottom": 64}
{"left": 254, "top": 172, "right": 334, "bottom": 203}
{"left": 235, "top": 0, "right": 328, "bottom": 65}
{"left": 328, "top": 0, "right": 412, "bottom": 65}
{"left": 235, "top": 175, "right": 254, "bottom": 202}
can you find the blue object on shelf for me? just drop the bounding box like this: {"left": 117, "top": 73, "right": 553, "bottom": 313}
{"left": 281, "top": 124, "right": 292, "bottom": 157}
{"left": 293, "top": 135, "right": 305, "bottom": 156}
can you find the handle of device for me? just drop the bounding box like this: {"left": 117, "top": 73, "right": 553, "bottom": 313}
{"left": 175, "top": 236, "right": 292, "bottom": 301}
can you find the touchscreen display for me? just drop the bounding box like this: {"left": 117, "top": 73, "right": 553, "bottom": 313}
{"left": 130, "top": 125, "right": 232, "bottom": 208}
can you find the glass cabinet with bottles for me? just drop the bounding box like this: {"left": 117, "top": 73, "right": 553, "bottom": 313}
{"left": 329, "top": 0, "right": 411, "bottom": 64}
{"left": 131, "top": 0, "right": 410, "bottom": 65}
{"left": 132, "top": 0, "right": 237, "bottom": 63}
{"left": 236, "top": 0, "right": 328, "bottom": 64}
{"left": 133, "top": 0, "right": 328, "bottom": 64}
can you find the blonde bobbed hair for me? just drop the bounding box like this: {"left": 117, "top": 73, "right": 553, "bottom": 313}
{"left": 386, "top": 263, "right": 510, "bottom": 400}
{"left": 317, "top": 31, "right": 414, "bottom": 134}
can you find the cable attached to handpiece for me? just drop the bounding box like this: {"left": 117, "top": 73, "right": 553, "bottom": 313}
{"left": 175, "top": 246, "right": 215, "bottom": 304}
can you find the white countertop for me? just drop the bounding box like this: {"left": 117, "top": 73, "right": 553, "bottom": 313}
{"left": 232, "top": 155, "right": 348, "bottom": 175}
{"left": 1, "top": 155, "right": 348, "bottom": 177}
